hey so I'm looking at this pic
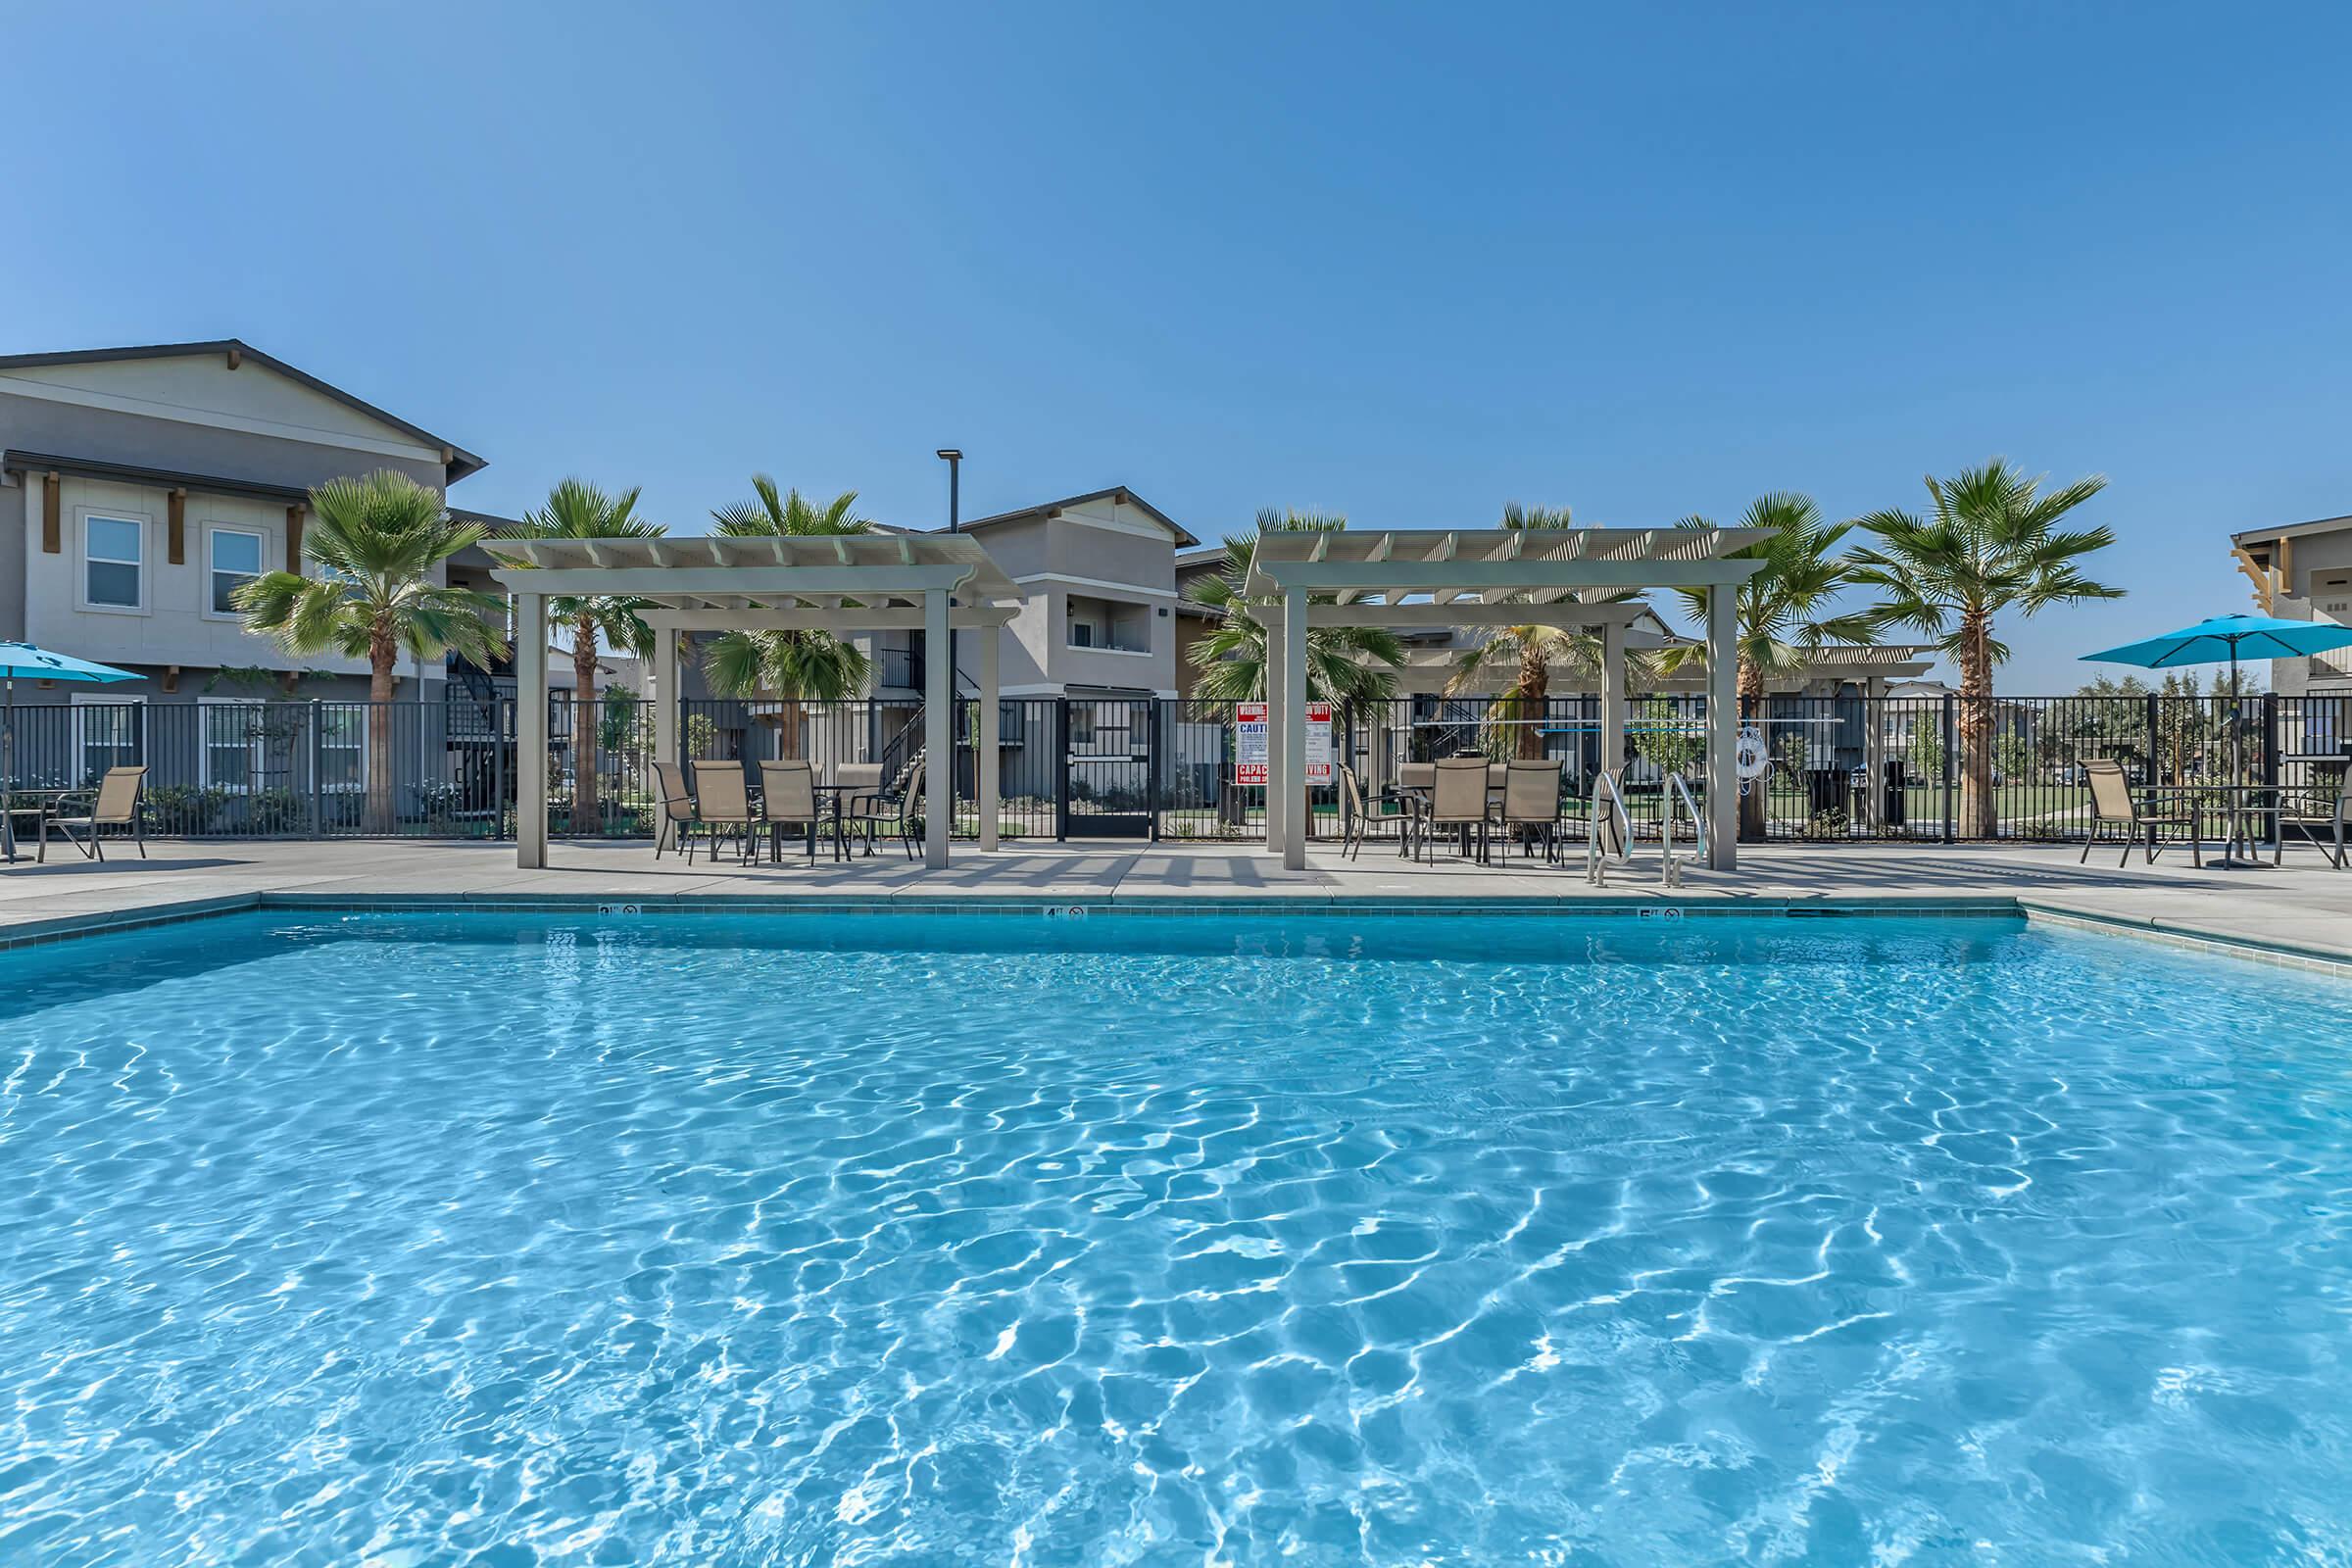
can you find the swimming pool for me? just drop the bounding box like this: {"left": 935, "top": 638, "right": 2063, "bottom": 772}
{"left": 2, "top": 909, "right": 2348, "bottom": 1565}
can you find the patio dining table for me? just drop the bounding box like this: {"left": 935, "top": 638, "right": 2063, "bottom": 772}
{"left": 1, "top": 787, "right": 74, "bottom": 864}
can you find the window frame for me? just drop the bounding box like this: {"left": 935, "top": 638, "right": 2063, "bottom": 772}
{"left": 317, "top": 705, "right": 369, "bottom": 794}
{"left": 69, "top": 694, "right": 146, "bottom": 783}
{"left": 205, "top": 526, "right": 268, "bottom": 620}
{"left": 78, "top": 512, "right": 150, "bottom": 614}
{"left": 198, "top": 697, "right": 267, "bottom": 794}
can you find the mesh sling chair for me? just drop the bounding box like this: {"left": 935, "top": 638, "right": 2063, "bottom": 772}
{"left": 842, "top": 751, "right": 924, "bottom": 859}
{"left": 687, "top": 760, "right": 759, "bottom": 865}
{"left": 49, "top": 765, "right": 147, "bottom": 861}
{"left": 1499, "top": 758, "right": 1566, "bottom": 862}
{"left": 1422, "top": 756, "right": 1493, "bottom": 864}
{"left": 833, "top": 761, "right": 886, "bottom": 857}
{"left": 757, "top": 760, "right": 822, "bottom": 864}
{"left": 652, "top": 760, "right": 695, "bottom": 859}
{"left": 2082, "top": 758, "right": 2200, "bottom": 867}
{"left": 1338, "top": 763, "right": 1419, "bottom": 859}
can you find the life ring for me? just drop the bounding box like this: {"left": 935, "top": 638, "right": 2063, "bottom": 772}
{"left": 1735, "top": 725, "right": 1769, "bottom": 782}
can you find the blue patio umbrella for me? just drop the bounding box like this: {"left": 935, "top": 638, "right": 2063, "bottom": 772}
{"left": 1, "top": 642, "right": 139, "bottom": 862}
{"left": 2081, "top": 613, "right": 2352, "bottom": 864}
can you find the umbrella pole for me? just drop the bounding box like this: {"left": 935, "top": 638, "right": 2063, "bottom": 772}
{"left": 2, "top": 674, "right": 14, "bottom": 864}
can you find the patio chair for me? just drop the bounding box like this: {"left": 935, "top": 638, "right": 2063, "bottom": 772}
{"left": 687, "top": 760, "right": 758, "bottom": 865}
{"left": 2082, "top": 758, "right": 2199, "bottom": 867}
{"left": 1498, "top": 758, "right": 1565, "bottom": 862}
{"left": 2274, "top": 778, "right": 2349, "bottom": 869}
{"left": 757, "top": 759, "right": 822, "bottom": 864}
{"left": 48, "top": 766, "right": 147, "bottom": 861}
{"left": 652, "top": 760, "right": 695, "bottom": 859}
{"left": 1338, "top": 762, "right": 1419, "bottom": 859}
{"left": 1421, "top": 756, "right": 1492, "bottom": 863}
{"left": 841, "top": 753, "right": 919, "bottom": 858}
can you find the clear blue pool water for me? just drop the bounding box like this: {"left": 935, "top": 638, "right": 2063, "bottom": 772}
{"left": 2, "top": 910, "right": 2350, "bottom": 1566}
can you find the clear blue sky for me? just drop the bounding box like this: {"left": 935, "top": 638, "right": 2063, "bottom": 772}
{"left": 11, "top": 2, "right": 2349, "bottom": 688}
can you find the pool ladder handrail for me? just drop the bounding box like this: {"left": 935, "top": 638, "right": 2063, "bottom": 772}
{"left": 1585, "top": 769, "right": 1636, "bottom": 886}
{"left": 1661, "top": 771, "right": 1706, "bottom": 889}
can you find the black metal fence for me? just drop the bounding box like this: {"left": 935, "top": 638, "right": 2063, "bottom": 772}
{"left": 3, "top": 691, "right": 2344, "bottom": 846}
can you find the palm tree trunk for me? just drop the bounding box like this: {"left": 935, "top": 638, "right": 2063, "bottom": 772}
{"left": 571, "top": 628, "right": 600, "bottom": 835}
{"left": 776, "top": 699, "right": 804, "bottom": 760}
{"left": 1737, "top": 661, "right": 1767, "bottom": 842}
{"left": 1957, "top": 610, "right": 1997, "bottom": 839}
{"left": 366, "top": 640, "right": 396, "bottom": 836}
{"left": 1515, "top": 647, "right": 1547, "bottom": 760}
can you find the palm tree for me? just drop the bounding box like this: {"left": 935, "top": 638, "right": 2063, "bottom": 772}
{"left": 1444, "top": 502, "right": 1647, "bottom": 760}
{"left": 1658, "top": 494, "right": 1880, "bottom": 838}
{"left": 1188, "top": 509, "right": 1405, "bottom": 709}
{"left": 233, "top": 469, "right": 509, "bottom": 833}
{"left": 520, "top": 478, "right": 664, "bottom": 833}
{"left": 699, "top": 477, "right": 873, "bottom": 757}
{"left": 1852, "top": 461, "right": 2123, "bottom": 838}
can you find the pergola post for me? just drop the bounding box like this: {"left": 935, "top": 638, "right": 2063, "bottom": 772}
{"left": 653, "top": 626, "right": 679, "bottom": 765}
{"left": 1863, "top": 674, "right": 1886, "bottom": 834}
{"left": 1706, "top": 583, "right": 1738, "bottom": 871}
{"left": 1600, "top": 620, "right": 1627, "bottom": 788}
{"left": 1265, "top": 603, "right": 1288, "bottom": 858}
{"left": 515, "top": 592, "right": 548, "bottom": 869}
{"left": 923, "top": 586, "right": 952, "bottom": 868}
{"left": 1281, "top": 586, "right": 1308, "bottom": 871}
{"left": 977, "top": 624, "right": 1001, "bottom": 852}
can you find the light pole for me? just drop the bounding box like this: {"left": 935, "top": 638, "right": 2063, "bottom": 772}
{"left": 936, "top": 447, "right": 961, "bottom": 708}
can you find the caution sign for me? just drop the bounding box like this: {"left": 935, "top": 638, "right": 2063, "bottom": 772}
{"left": 1305, "top": 701, "right": 1334, "bottom": 786}
{"left": 1236, "top": 702, "right": 1268, "bottom": 785}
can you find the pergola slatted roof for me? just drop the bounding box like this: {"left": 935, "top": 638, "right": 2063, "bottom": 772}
{"left": 1245, "top": 526, "right": 1775, "bottom": 606}
{"left": 489, "top": 532, "right": 1025, "bottom": 618}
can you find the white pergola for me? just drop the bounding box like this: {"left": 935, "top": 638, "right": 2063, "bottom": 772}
{"left": 490, "top": 532, "right": 1025, "bottom": 870}
{"left": 1244, "top": 526, "right": 1771, "bottom": 871}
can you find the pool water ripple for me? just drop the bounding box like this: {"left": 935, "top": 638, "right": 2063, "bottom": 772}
{"left": 1, "top": 912, "right": 2350, "bottom": 1565}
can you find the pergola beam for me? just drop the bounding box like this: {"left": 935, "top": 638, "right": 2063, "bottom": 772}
{"left": 642, "top": 606, "right": 1018, "bottom": 632}
{"left": 489, "top": 564, "right": 978, "bottom": 598}
{"left": 1256, "top": 601, "right": 1647, "bottom": 629}
{"left": 1253, "top": 559, "right": 1766, "bottom": 593}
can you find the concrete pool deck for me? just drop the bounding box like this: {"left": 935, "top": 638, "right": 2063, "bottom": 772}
{"left": 2, "top": 836, "right": 2349, "bottom": 974}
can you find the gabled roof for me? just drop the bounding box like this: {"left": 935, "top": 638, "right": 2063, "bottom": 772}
{"left": 0, "top": 338, "right": 485, "bottom": 483}
{"left": 2232, "top": 514, "right": 2352, "bottom": 547}
{"left": 957, "top": 486, "right": 1198, "bottom": 548}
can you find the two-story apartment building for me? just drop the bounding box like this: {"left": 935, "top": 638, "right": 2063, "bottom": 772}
{"left": 0, "top": 339, "right": 502, "bottom": 797}
{"left": 866, "top": 487, "right": 1199, "bottom": 702}
{"left": 2231, "top": 514, "right": 2352, "bottom": 696}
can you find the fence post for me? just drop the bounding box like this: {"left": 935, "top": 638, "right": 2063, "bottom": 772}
{"left": 308, "top": 700, "right": 324, "bottom": 840}
{"left": 2262, "top": 692, "right": 2279, "bottom": 846}
{"left": 1939, "top": 693, "right": 1956, "bottom": 844}
{"left": 1054, "top": 698, "right": 1070, "bottom": 842}
{"left": 492, "top": 698, "right": 508, "bottom": 841}
{"left": 1146, "top": 700, "right": 1161, "bottom": 844}
{"left": 2144, "top": 692, "right": 2161, "bottom": 784}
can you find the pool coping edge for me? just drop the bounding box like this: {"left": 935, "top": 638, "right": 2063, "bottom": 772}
{"left": 3, "top": 887, "right": 2348, "bottom": 978}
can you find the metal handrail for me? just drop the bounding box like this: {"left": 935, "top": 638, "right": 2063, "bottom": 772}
{"left": 1662, "top": 772, "right": 1706, "bottom": 888}
{"left": 1585, "top": 769, "right": 1635, "bottom": 885}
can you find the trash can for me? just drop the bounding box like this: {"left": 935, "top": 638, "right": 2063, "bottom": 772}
{"left": 1881, "top": 759, "right": 1908, "bottom": 827}
{"left": 1805, "top": 768, "right": 1853, "bottom": 824}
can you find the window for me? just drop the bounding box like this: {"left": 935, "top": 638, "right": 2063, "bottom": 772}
{"left": 318, "top": 707, "right": 368, "bottom": 792}
{"left": 201, "top": 699, "right": 265, "bottom": 792}
{"left": 210, "top": 529, "right": 265, "bottom": 614}
{"left": 84, "top": 515, "right": 144, "bottom": 609}
{"left": 71, "top": 696, "right": 144, "bottom": 782}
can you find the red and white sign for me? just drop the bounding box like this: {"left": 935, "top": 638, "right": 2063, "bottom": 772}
{"left": 1235, "top": 701, "right": 1269, "bottom": 785}
{"left": 1305, "top": 701, "right": 1334, "bottom": 786}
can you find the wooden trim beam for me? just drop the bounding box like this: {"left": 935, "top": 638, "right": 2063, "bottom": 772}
{"left": 41, "top": 471, "right": 61, "bottom": 553}
{"left": 168, "top": 489, "right": 186, "bottom": 565}
{"left": 285, "top": 506, "right": 304, "bottom": 572}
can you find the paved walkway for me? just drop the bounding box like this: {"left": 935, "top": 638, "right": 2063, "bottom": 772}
{"left": 3, "top": 835, "right": 2348, "bottom": 969}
